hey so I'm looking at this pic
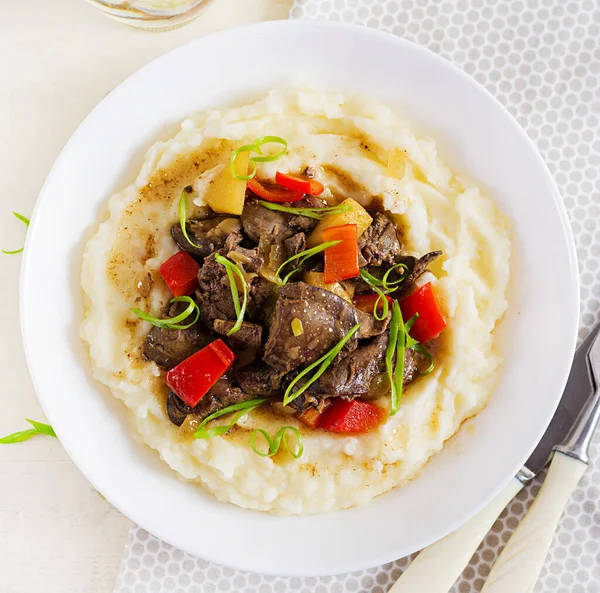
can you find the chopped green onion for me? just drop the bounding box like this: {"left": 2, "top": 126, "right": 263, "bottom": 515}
{"left": 381, "top": 263, "right": 410, "bottom": 289}
{"left": 387, "top": 303, "right": 400, "bottom": 415}
{"left": 359, "top": 270, "right": 390, "bottom": 321}
{"left": 283, "top": 324, "right": 361, "bottom": 406}
{"left": 390, "top": 301, "right": 407, "bottom": 415}
{"left": 214, "top": 254, "right": 248, "bottom": 335}
{"left": 178, "top": 193, "right": 205, "bottom": 249}
{"left": 131, "top": 296, "right": 199, "bottom": 330}
{"left": 259, "top": 201, "right": 352, "bottom": 220}
{"left": 250, "top": 426, "right": 304, "bottom": 458}
{"left": 229, "top": 143, "right": 260, "bottom": 181}
{"left": 194, "top": 398, "right": 269, "bottom": 439}
{"left": 249, "top": 136, "right": 288, "bottom": 162}
{"left": 2, "top": 211, "right": 30, "bottom": 255}
{"left": 0, "top": 419, "right": 56, "bottom": 444}
{"left": 411, "top": 343, "right": 436, "bottom": 375}
{"left": 229, "top": 136, "right": 288, "bottom": 180}
{"left": 275, "top": 241, "right": 341, "bottom": 286}
{"left": 405, "top": 314, "right": 419, "bottom": 348}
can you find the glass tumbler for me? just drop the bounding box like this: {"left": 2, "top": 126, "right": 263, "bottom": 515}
{"left": 85, "top": 0, "right": 210, "bottom": 31}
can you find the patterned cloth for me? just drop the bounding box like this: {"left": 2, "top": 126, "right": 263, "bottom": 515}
{"left": 115, "top": 1, "right": 600, "bottom": 591}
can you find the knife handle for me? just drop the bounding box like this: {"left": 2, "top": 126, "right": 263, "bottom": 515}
{"left": 388, "top": 477, "right": 523, "bottom": 593}
{"left": 481, "top": 452, "right": 587, "bottom": 593}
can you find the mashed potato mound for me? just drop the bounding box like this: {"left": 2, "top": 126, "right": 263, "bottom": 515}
{"left": 80, "top": 89, "right": 510, "bottom": 515}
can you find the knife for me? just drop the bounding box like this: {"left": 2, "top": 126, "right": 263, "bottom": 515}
{"left": 481, "top": 324, "right": 600, "bottom": 593}
{"left": 389, "top": 323, "right": 599, "bottom": 593}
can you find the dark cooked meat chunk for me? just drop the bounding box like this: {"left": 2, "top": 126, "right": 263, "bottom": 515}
{"left": 171, "top": 217, "right": 242, "bottom": 259}
{"left": 166, "top": 391, "right": 192, "bottom": 426}
{"left": 283, "top": 232, "right": 306, "bottom": 259}
{"left": 356, "top": 307, "right": 391, "bottom": 339}
{"left": 288, "top": 196, "right": 326, "bottom": 233}
{"left": 189, "top": 376, "right": 260, "bottom": 423}
{"left": 196, "top": 250, "right": 275, "bottom": 326}
{"left": 241, "top": 199, "right": 293, "bottom": 243}
{"left": 263, "top": 282, "right": 359, "bottom": 373}
{"left": 307, "top": 331, "right": 389, "bottom": 398}
{"left": 289, "top": 392, "right": 329, "bottom": 414}
{"left": 395, "top": 251, "right": 442, "bottom": 293}
{"left": 213, "top": 320, "right": 263, "bottom": 351}
{"left": 234, "top": 363, "right": 286, "bottom": 396}
{"left": 358, "top": 213, "right": 402, "bottom": 267}
{"left": 141, "top": 304, "right": 212, "bottom": 369}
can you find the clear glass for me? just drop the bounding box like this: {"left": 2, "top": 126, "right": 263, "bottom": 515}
{"left": 85, "top": 0, "right": 211, "bottom": 31}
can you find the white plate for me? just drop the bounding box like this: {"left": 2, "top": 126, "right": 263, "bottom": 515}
{"left": 20, "top": 21, "right": 579, "bottom": 576}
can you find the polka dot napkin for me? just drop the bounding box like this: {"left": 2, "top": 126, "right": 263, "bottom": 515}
{"left": 115, "top": 1, "right": 600, "bottom": 591}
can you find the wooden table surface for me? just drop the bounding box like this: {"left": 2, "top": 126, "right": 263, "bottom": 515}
{"left": 0, "top": 1, "right": 291, "bottom": 591}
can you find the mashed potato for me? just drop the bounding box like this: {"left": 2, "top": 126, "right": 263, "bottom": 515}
{"left": 80, "top": 89, "right": 510, "bottom": 514}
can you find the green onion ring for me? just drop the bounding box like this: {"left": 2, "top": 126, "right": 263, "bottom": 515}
{"left": 381, "top": 263, "right": 410, "bottom": 289}
{"left": 404, "top": 313, "right": 419, "bottom": 348}
{"left": 229, "top": 136, "right": 288, "bottom": 180}
{"left": 131, "top": 296, "right": 199, "bottom": 330}
{"left": 249, "top": 136, "right": 288, "bottom": 162}
{"left": 275, "top": 240, "right": 342, "bottom": 286}
{"left": 283, "top": 324, "right": 361, "bottom": 406}
{"left": 2, "top": 211, "right": 30, "bottom": 255}
{"left": 229, "top": 143, "right": 260, "bottom": 181}
{"left": 194, "top": 398, "right": 269, "bottom": 439}
{"left": 259, "top": 201, "right": 352, "bottom": 220}
{"left": 214, "top": 254, "right": 248, "bottom": 335}
{"left": 249, "top": 426, "right": 304, "bottom": 458}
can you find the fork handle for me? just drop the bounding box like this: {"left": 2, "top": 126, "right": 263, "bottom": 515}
{"left": 481, "top": 452, "right": 587, "bottom": 593}
{"left": 388, "top": 477, "right": 523, "bottom": 593}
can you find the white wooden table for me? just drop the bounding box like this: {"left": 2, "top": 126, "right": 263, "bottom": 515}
{"left": 0, "top": 1, "right": 290, "bottom": 591}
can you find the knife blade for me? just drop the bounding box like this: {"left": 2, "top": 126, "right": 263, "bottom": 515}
{"left": 521, "top": 323, "right": 600, "bottom": 477}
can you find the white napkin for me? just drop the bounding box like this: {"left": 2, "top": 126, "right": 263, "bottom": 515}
{"left": 115, "top": 1, "right": 600, "bottom": 591}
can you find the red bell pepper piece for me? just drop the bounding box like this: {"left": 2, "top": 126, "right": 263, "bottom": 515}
{"left": 247, "top": 178, "right": 304, "bottom": 203}
{"left": 353, "top": 293, "right": 393, "bottom": 314}
{"left": 275, "top": 171, "right": 324, "bottom": 196}
{"left": 297, "top": 400, "right": 332, "bottom": 429}
{"left": 165, "top": 339, "right": 235, "bottom": 407}
{"left": 319, "top": 399, "right": 384, "bottom": 434}
{"left": 400, "top": 282, "right": 446, "bottom": 343}
{"left": 323, "top": 224, "right": 360, "bottom": 284}
{"left": 159, "top": 251, "right": 200, "bottom": 297}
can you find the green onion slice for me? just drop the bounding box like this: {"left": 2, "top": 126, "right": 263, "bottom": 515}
{"left": 250, "top": 426, "right": 304, "bottom": 459}
{"left": 386, "top": 304, "right": 400, "bottom": 415}
{"left": 229, "top": 143, "right": 260, "bottom": 181}
{"left": 178, "top": 193, "right": 205, "bottom": 250}
{"left": 275, "top": 240, "right": 341, "bottom": 286}
{"left": 283, "top": 324, "right": 361, "bottom": 406}
{"left": 259, "top": 201, "right": 352, "bottom": 220}
{"left": 404, "top": 314, "right": 419, "bottom": 349}
{"left": 131, "top": 296, "right": 199, "bottom": 330}
{"left": 381, "top": 263, "right": 410, "bottom": 289}
{"left": 229, "top": 136, "right": 288, "bottom": 180}
{"left": 359, "top": 270, "right": 390, "bottom": 321}
{"left": 249, "top": 136, "right": 288, "bottom": 162}
{"left": 214, "top": 254, "right": 248, "bottom": 335}
{"left": 194, "top": 398, "right": 269, "bottom": 439}
{"left": 2, "top": 211, "right": 30, "bottom": 255}
{"left": 0, "top": 419, "right": 56, "bottom": 444}
{"left": 391, "top": 301, "right": 406, "bottom": 415}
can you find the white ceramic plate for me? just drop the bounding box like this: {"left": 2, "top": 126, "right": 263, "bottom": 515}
{"left": 21, "top": 21, "right": 579, "bottom": 576}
